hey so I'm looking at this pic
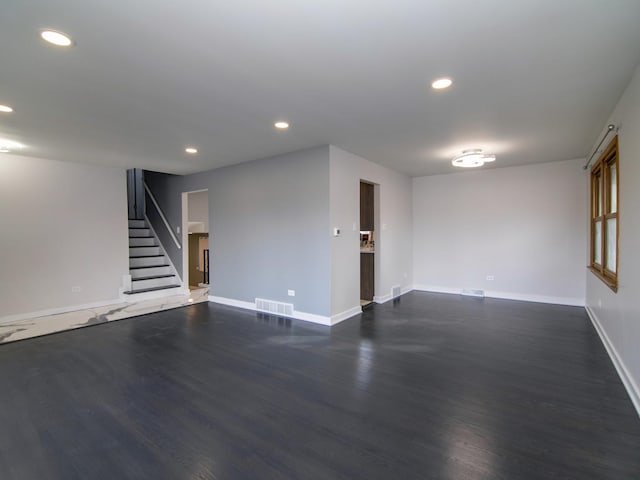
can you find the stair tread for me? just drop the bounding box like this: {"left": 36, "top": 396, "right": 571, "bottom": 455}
{"left": 129, "top": 246, "right": 160, "bottom": 248}
{"left": 129, "top": 265, "right": 170, "bottom": 269}
{"left": 132, "top": 274, "right": 176, "bottom": 281}
{"left": 129, "top": 236, "right": 155, "bottom": 239}
{"left": 129, "top": 254, "right": 165, "bottom": 258}
{"left": 123, "top": 285, "right": 181, "bottom": 294}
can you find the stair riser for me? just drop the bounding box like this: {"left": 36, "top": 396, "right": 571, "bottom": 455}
{"left": 130, "top": 256, "right": 167, "bottom": 268}
{"left": 129, "top": 229, "right": 151, "bottom": 237}
{"left": 129, "top": 237, "right": 156, "bottom": 247}
{"left": 131, "top": 266, "right": 173, "bottom": 278}
{"left": 128, "top": 220, "right": 146, "bottom": 228}
{"left": 132, "top": 277, "right": 178, "bottom": 290}
{"left": 130, "top": 246, "right": 161, "bottom": 256}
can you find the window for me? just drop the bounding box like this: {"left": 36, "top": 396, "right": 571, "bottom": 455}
{"left": 589, "top": 136, "right": 619, "bottom": 291}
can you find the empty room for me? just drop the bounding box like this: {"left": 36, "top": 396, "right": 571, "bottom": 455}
{"left": 1, "top": 1, "right": 639, "bottom": 479}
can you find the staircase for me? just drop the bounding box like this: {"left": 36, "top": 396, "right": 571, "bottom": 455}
{"left": 126, "top": 219, "right": 181, "bottom": 294}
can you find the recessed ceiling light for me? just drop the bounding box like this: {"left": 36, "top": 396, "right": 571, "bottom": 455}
{"left": 185, "top": 147, "right": 198, "bottom": 154}
{"left": 274, "top": 121, "right": 290, "bottom": 130}
{"left": 0, "top": 105, "right": 14, "bottom": 113}
{"left": 40, "top": 29, "right": 74, "bottom": 47}
{"left": 431, "top": 77, "right": 453, "bottom": 90}
{"left": 452, "top": 149, "right": 496, "bottom": 168}
{"left": 0, "top": 138, "right": 25, "bottom": 153}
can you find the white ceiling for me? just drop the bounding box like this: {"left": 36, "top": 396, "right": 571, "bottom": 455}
{"left": 1, "top": 0, "right": 639, "bottom": 176}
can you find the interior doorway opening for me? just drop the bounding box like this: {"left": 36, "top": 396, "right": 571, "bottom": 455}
{"left": 181, "top": 190, "right": 209, "bottom": 292}
{"left": 360, "top": 180, "right": 379, "bottom": 307}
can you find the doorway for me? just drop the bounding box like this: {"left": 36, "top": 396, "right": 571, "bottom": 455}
{"left": 181, "top": 190, "right": 209, "bottom": 291}
{"left": 360, "top": 181, "right": 377, "bottom": 306}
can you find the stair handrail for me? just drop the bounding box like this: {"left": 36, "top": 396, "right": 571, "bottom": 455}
{"left": 143, "top": 182, "right": 181, "bottom": 250}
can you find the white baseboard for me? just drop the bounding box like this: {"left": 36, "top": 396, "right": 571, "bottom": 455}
{"left": 413, "top": 285, "right": 584, "bottom": 307}
{"left": 208, "top": 295, "right": 255, "bottom": 311}
{"left": 374, "top": 285, "right": 414, "bottom": 304}
{"left": 330, "top": 306, "right": 363, "bottom": 325}
{"left": 207, "top": 295, "right": 361, "bottom": 327}
{"left": 373, "top": 294, "right": 392, "bottom": 304}
{"left": 486, "top": 290, "right": 584, "bottom": 307}
{"left": 292, "top": 310, "right": 333, "bottom": 326}
{"left": 0, "top": 298, "right": 123, "bottom": 325}
{"left": 586, "top": 306, "right": 640, "bottom": 418}
{"left": 413, "top": 285, "right": 460, "bottom": 296}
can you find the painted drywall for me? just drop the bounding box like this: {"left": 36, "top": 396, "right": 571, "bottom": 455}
{"left": 144, "top": 170, "right": 187, "bottom": 278}
{"left": 412, "top": 158, "right": 587, "bottom": 305}
{"left": 146, "top": 147, "right": 332, "bottom": 317}
{"left": 187, "top": 190, "right": 209, "bottom": 232}
{"left": 329, "top": 146, "right": 413, "bottom": 316}
{"left": 205, "top": 147, "right": 331, "bottom": 316}
{"left": 0, "top": 155, "right": 128, "bottom": 318}
{"left": 586, "top": 65, "right": 640, "bottom": 413}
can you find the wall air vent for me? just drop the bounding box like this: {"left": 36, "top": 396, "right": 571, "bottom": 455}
{"left": 392, "top": 285, "right": 402, "bottom": 298}
{"left": 255, "top": 298, "right": 294, "bottom": 317}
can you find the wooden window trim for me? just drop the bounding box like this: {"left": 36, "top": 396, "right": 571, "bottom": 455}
{"left": 589, "top": 136, "right": 619, "bottom": 292}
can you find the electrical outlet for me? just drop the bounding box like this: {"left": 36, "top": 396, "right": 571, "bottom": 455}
{"left": 176, "top": 226, "right": 181, "bottom": 234}
{"left": 71, "top": 286, "right": 82, "bottom": 293}
{"left": 288, "top": 290, "right": 295, "bottom": 297}
{"left": 486, "top": 275, "right": 495, "bottom": 281}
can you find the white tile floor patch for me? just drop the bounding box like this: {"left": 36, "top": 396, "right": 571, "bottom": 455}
{"left": 0, "top": 287, "right": 209, "bottom": 344}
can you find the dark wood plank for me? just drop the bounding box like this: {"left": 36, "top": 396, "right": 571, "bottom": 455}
{"left": 1, "top": 292, "right": 639, "bottom": 479}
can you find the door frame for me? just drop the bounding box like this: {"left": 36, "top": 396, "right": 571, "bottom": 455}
{"left": 181, "top": 189, "right": 209, "bottom": 287}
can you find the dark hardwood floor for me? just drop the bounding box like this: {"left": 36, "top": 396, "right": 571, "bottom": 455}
{"left": 1, "top": 291, "right": 639, "bottom": 479}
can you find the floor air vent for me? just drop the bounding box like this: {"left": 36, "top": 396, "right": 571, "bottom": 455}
{"left": 255, "top": 298, "right": 294, "bottom": 317}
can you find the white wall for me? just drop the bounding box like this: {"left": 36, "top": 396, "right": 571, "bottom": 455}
{"left": 0, "top": 155, "right": 128, "bottom": 319}
{"left": 329, "top": 146, "right": 413, "bottom": 318}
{"left": 412, "top": 159, "right": 587, "bottom": 305}
{"left": 586, "top": 65, "right": 640, "bottom": 414}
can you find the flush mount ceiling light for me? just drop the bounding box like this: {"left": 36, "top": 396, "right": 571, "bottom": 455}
{"left": 0, "top": 138, "right": 26, "bottom": 153}
{"left": 452, "top": 149, "right": 496, "bottom": 168}
{"left": 185, "top": 147, "right": 198, "bottom": 154}
{"left": 431, "top": 77, "right": 453, "bottom": 90}
{"left": 0, "top": 104, "right": 14, "bottom": 113}
{"left": 274, "top": 121, "right": 290, "bottom": 129}
{"left": 40, "top": 29, "right": 74, "bottom": 47}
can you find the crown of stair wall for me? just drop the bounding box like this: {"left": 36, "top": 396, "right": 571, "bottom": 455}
{"left": 126, "top": 219, "right": 182, "bottom": 296}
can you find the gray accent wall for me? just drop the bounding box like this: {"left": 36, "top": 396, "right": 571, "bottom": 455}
{"left": 145, "top": 146, "right": 332, "bottom": 317}
{"left": 206, "top": 147, "right": 331, "bottom": 315}
{"left": 144, "top": 170, "right": 188, "bottom": 277}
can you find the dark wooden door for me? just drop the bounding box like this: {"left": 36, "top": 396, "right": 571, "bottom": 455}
{"left": 360, "top": 253, "right": 374, "bottom": 301}
{"left": 360, "top": 182, "right": 374, "bottom": 231}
